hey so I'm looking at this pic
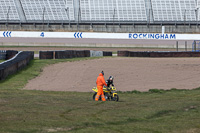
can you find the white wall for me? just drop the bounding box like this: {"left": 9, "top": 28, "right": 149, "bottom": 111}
{"left": 90, "top": 51, "right": 103, "bottom": 57}
{"left": 1, "top": 31, "right": 200, "bottom": 40}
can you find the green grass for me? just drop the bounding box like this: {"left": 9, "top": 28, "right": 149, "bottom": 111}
{"left": 0, "top": 60, "right": 5, "bottom": 63}
{"left": 0, "top": 58, "right": 200, "bottom": 133}
{"left": 1, "top": 88, "right": 200, "bottom": 133}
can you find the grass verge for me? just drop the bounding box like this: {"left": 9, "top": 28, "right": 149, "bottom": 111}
{"left": 0, "top": 60, "right": 5, "bottom": 63}
{"left": 1, "top": 88, "right": 200, "bottom": 133}
{"left": 0, "top": 57, "right": 200, "bottom": 133}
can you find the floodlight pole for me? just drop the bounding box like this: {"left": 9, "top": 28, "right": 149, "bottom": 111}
{"left": 42, "top": 7, "right": 46, "bottom": 31}
{"left": 6, "top": 6, "right": 10, "bottom": 31}
{"left": 113, "top": 8, "right": 116, "bottom": 32}
{"left": 194, "top": 40, "right": 197, "bottom": 51}
{"left": 185, "top": 41, "right": 187, "bottom": 51}
{"left": 65, "top": 7, "right": 70, "bottom": 27}
{"left": 77, "top": 0, "right": 81, "bottom": 31}
{"left": 149, "top": 9, "right": 151, "bottom": 25}
{"left": 184, "top": 9, "right": 186, "bottom": 26}
{"left": 196, "top": 8, "right": 199, "bottom": 26}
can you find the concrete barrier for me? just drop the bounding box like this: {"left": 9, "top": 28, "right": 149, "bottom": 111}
{"left": 90, "top": 51, "right": 103, "bottom": 57}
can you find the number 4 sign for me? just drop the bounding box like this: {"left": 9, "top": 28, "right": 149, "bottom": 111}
{"left": 40, "top": 32, "right": 44, "bottom": 37}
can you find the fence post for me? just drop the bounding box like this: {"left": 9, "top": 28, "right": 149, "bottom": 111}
{"left": 176, "top": 41, "right": 178, "bottom": 51}
{"left": 185, "top": 41, "right": 187, "bottom": 51}
{"left": 194, "top": 40, "right": 196, "bottom": 51}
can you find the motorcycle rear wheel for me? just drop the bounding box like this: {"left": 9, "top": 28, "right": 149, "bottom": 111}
{"left": 93, "top": 93, "right": 102, "bottom": 101}
{"left": 93, "top": 93, "right": 97, "bottom": 100}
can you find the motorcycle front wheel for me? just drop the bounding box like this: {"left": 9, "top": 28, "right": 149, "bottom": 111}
{"left": 113, "top": 95, "right": 119, "bottom": 102}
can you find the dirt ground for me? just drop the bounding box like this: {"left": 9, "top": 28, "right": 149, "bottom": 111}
{"left": 24, "top": 57, "right": 200, "bottom": 92}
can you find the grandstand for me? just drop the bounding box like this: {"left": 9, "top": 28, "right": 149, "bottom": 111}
{"left": 80, "top": 0, "right": 147, "bottom": 22}
{"left": 20, "top": 0, "right": 74, "bottom": 21}
{"left": 0, "top": 0, "right": 199, "bottom": 32}
{"left": 151, "top": 0, "right": 197, "bottom": 22}
{"left": 0, "top": 0, "right": 199, "bottom": 23}
{"left": 0, "top": 0, "right": 20, "bottom": 21}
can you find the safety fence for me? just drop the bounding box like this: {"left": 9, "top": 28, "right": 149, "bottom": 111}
{"left": 0, "top": 51, "right": 34, "bottom": 80}
{"left": 117, "top": 51, "right": 200, "bottom": 57}
{"left": 39, "top": 50, "right": 112, "bottom": 59}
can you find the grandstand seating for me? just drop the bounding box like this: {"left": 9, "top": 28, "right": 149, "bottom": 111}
{"left": 197, "top": 0, "right": 200, "bottom": 21}
{"left": 151, "top": 0, "right": 196, "bottom": 21}
{"left": 20, "top": 0, "right": 74, "bottom": 21}
{"left": 0, "top": 0, "right": 199, "bottom": 23}
{"left": 0, "top": 0, "right": 20, "bottom": 21}
{"left": 80, "top": 0, "right": 147, "bottom": 21}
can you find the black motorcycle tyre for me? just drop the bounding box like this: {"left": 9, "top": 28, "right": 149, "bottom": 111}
{"left": 93, "top": 92, "right": 110, "bottom": 101}
{"left": 114, "top": 95, "right": 119, "bottom": 101}
{"left": 111, "top": 94, "right": 119, "bottom": 101}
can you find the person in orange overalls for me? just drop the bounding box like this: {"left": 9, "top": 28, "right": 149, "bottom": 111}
{"left": 95, "top": 71, "right": 107, "bottom": 101}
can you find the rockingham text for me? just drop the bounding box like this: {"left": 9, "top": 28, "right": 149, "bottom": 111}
{"left": 129, "top": 33, "right": 176, "bottom": 39}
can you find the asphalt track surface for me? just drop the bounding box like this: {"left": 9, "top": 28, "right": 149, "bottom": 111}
{"left": 0, "top": 37, "right": 193, "bottom": 46}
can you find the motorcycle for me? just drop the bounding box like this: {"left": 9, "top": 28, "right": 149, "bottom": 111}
{"left": 92, "top": 86, "right": 119, "bottom": 101}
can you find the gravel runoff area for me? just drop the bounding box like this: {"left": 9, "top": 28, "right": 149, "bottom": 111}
{"left": 24, "top": 57, "right": 200, "bottom": 92}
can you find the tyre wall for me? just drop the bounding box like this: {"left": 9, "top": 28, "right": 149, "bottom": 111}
{"left": 55, "top": 50, "right": 91, "bottom": 59}
{"left": 0, "top": 51, "right": 34, "bottom": 80}
{"left": 117, "top": 51, "right": 130, "bottom": 57}
{"left": 129, "top": 51, "right": 150, "bottom": 57}
{"left": 0, "top": 50, "right": 6, "bottom": 60}
{"left": 103, "top": 51, "right": 112, "bottom": 56}
{"left": 39, "top": 51, "right": 54, "bottom": 59}
{"left": 55, "top": 50, "right": 73, "bottom": 59}
{"left": 6, "top": 50, "right": 18, "bottom": 60}
{"left": 0, "top": 50, "right": 18, "bottom": 60}
{"left": 40, "top": 50, "right": 106, "bottom": 59}
{"left": 118, "top": 51, "right": 200, "bottom": 57}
